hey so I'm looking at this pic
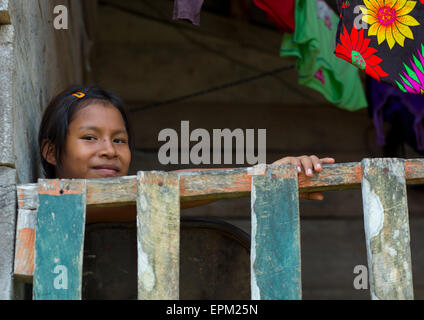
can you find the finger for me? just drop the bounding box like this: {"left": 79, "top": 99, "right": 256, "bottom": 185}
{"left": 274, "top": 157, "right": 302, "bottom": 173}
{"left": 292, "top": 157, "right": 303, "bottom": 173}
{"left": 320, "top": 157, "right": 336, "bottom": 164}
{"left": 299, "top": 192, "right": 308, "bottom": 199}
{"left": 308, "top": 192, "right": 324, "bottom": 201}
{"left": 290, "top": 157, "right": 303, "bottom": 173}
{"left": 299, "top": 192, "right": 324, "bottom": 200}
{"left": 272, "top": 157, "right": 291, "bottom": 165}
{"left": 300, "top": 156, "right": 314, "bottom": 176}
{"left": 309, "top": 155, "right": 322, "bottom": 172}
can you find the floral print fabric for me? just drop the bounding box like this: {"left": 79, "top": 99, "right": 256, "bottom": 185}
{"left": 335, "top": 0, "right": 424, "bottom": 94}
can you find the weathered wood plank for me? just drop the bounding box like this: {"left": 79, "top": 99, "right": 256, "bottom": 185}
{"left": 0, "top": 166, "right": 17, "bottom": 300}
{"left": 404, "top": 159, "right": 424, "bottom": 185}
{"left": 14, "top": 208, "right": 36, "bottom": 282}
{"left": 14, "top": 185, "right": 38, "bottom": 281}
{"left": 17, "top": 160, "right": 424, "bottom": 211}
{"left": 251, "top": 164, "right": 301, "bottom": 300}
{"left": 85, "top": 176, "right": 137, "bottom": 206}
{"left": 17, "top": 184, "right": 38, "bottom": 210}
{"left": 137, "top": 171, "right": 180, "bottom": 300}
{"left": 15, "top": 163, "right": 362, "bottom": 209}
{"left": 362, "top": 158, "right": 414, "bottom": 300}
{"left": 33, "top": 180, "right": 86, "bottom": 300}
{"left": 178, "top": 162, "right": 363, "bottom": 201}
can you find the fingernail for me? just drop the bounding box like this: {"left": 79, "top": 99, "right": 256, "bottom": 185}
{"left": 307, "top": 169, "right": 312, "bottom": 175}
{"left": 316, "top": 163, "right": 321, "bottom": 169}
{"left": 297, "top": 166, "right": 301, "bottom": 172}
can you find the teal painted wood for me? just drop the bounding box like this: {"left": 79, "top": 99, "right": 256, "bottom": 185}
{"left": 33, "top": 180, "right": 86, "bottom": 300}
{"left": 251, "top": 165, "right": 301, "bottom": 300}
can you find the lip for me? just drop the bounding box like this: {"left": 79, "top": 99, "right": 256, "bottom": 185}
{"left": 92, "top": 165, "right": 120, "bottom": 176}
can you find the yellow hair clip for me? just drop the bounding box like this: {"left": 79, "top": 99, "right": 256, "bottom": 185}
{"left": 73, "top": 92, "right": 85, "bottom": 98}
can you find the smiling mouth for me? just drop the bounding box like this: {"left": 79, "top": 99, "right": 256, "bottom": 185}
{"left": 92, "top": 167, "right": 120, "bottom": 176}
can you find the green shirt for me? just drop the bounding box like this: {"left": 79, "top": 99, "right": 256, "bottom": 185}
{"left": 280, "top": 0, "right": 368, "bottom": 111}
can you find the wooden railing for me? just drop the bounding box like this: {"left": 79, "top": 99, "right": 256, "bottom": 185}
{"left": 13, "top": 158, "right": 424, "bottom": 300}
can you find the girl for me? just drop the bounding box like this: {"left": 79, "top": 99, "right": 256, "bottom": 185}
{"left": 39, "top": 85, "right": 335, "bottom": 222}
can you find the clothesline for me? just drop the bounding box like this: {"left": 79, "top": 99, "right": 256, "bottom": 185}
{"left": 130, "top": 65, "right": 295, "bottom": 113}
{"left": 101, "top": 0, "right": 321, "bottom": 107}
{"left": 100, "top": 0, "right": 278, "bottom": 57}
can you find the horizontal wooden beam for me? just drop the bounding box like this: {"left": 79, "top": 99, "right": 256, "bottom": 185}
{"left": 17, "top": 160, "right": 424, "bottom": 210}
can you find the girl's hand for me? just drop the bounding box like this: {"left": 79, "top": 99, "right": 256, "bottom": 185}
{"left": 273, "top": 155, "right": 336, "bottom": 201}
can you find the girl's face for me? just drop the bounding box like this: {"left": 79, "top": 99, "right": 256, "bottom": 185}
{"left": 53, "top": 102, "right": 131, "bottom": 179}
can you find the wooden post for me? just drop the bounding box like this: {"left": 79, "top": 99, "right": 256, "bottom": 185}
{"left": 137, "top": 171, "right": 180, "bottom": 300}
{"left": 0, "top": 167, "right": 17, "bottom": 300}
{"left": 14, "top": 208, "right": 36, "bottom": 281}
{"left": 33, "top": 180, "right": 86, "bottom": 300}
{"left": 250, "top": 164, "right": 301, "bottom": 300}
{"left": 361, "top": 158, "right": 414, "bottom": 300}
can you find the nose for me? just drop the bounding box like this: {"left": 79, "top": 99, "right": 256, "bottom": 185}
{"left": 99, "top": 138, "right": 117, "bottom": 158}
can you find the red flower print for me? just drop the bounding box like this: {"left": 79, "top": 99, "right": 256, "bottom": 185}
{"left": 342, "top": 1, "right": 350, "bottom": 9}
{"left": 335, "top": 24, "right": 389, "bottom": 81}
{"left": 340, "top": 1, "right": 351, "bottom": 18}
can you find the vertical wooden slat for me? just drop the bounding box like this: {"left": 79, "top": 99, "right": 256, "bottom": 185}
{"left": 0, "top": 167, "right": 17, "bottom": 300}
{"left": 361, "top": 158, "right": 414, "bottom": 300}
{"left": 14, "top": 208, "right": 36, "bottom": 280}
{"left": 14, "top": 184, "right": 37, "bottom": 281}
{"left": 33, "top": 180, "right": 86, "bottom": 300}
{"left": 251, "top": 165, "right": 301, "bottom": 300}
{"left": 137, "top": 171, "right": 180, "bottom": 300}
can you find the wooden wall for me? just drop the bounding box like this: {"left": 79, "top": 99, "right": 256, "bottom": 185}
{"left": 0, "top": 0, "right": 96, "bottom": 300}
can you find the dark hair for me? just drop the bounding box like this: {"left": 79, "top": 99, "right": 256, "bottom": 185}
{"left": 38, "top": 85, "right": 134, "bottom": 179}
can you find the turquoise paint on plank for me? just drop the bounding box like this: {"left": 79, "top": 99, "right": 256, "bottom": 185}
{"left": 33, "top": 183, "right": 86, "bottom": 300}
{"left": 251, "top": 168, "right": 301, "bottom": 300}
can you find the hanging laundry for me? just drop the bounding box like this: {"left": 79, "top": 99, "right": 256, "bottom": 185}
{"left": 367, "top": 75, "right": 424, "bottom": 151}
{"left": 280, "top": 0, "right": 368, "bottom": 111}
{"left": 173, "top": 0, "right": 204, "bottom": 26}
{"left": 253, "top": 0, "right": 295, "bottom": 33}
{"left": 335, "top": 0, "right": 424, "bottom": 94}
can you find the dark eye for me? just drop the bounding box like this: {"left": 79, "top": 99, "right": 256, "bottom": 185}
{"left": 114, "top": 138, "right": 127, "bottom": 144}
{"left": 82, "top": 136, "right": 96, "bottom": 141}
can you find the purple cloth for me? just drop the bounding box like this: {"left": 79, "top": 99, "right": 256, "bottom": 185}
{"left": 173, "top": 0, "right": 204, "bottom": 26}
{"left": 367, "top": 76, "right": 424, "bottom": 150}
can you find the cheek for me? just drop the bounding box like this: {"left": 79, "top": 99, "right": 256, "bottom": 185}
{"left": 120, "top": 147, "right": 132, "bottom": 169}
{"left": 63, "top": 142, "right": 96, "bottom": 168}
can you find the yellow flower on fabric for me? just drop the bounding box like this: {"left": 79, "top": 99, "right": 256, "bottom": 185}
{"left": 360, "top": 0, "right": 420, "bottom": 49}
